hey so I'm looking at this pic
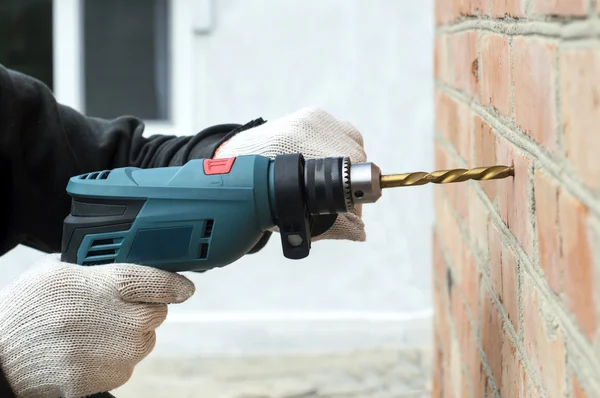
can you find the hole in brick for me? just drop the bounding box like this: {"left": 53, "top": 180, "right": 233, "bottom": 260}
{"left": 446, "top": 267, "right": 453, "bottom": 296}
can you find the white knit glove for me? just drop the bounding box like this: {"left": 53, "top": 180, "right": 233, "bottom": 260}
{"left": 0, "top": 254, "right": 195, "bottom": 398}
{"left": 215, "top": 107, "right": 367, "bottom": 242}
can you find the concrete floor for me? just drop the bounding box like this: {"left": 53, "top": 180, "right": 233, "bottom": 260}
{"left": 113, "top": 347, "right": 432, "bottom": 398}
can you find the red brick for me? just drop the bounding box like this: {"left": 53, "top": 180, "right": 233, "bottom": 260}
{"left": 459, "top": 313, "right": 486, "bottom": 397}
{"left": 534, "top": 170, "right": 563, "bottom": 295}
{"left": 435, "top": 287, "right": 452, "bottom": 365}
{"left": 435, "top": 0, "right": 454, "bottom": 25}
{"left": 496, "top": 138, "right": 534, "bottom": 257}
{"left": 456, "top": 102, "right": 472, "bottom": 165}
{"left": 500, "top": 335, "right": 527, "bottom": 398}
{"left": 560, "top": 48, "right": 600, "bottom": 192}
{"left": 532, "top": 0, "right": 587, "bottom": 16}
{"left": 472, "top": 115, "right": 497, "bottom": 200}
{"left": 452, "top": 293, "right": 473, "bottom": 373}
{"left": 480, "top": 34, "right": 511, "bottom": 117}
{"left": 461, "top": 247, "right": 480, "bottom": 317}
{"left": 435, "top": 91, "right": 457, "bottom": 147}
{"left": 486, "top": 224, "right": 519, "bottom": 331}
{"left": 559, "top": 190, "right": 597, "bottom": 341}
{"left": 435, "top": 92, "right": 471, "bottom": 165}
{"left": 488, "top": 221, "right": 503, "bottom": 301}
{"left": 449, "top": 337, "right": 464, "bottom": 398}
{"left": 522, "top": 273, "right": 567, "bottom": 397}
{"left": 502, "top": 245, "right": 519, "bottom": 331}
{"left": 492, "top": 0, "right": 525, "bottom": 18}
{"left": 434, "top": 141, "right": 447, "bottom": 170}
{"left": 459, "top": 368, "right": 469, "bottom": 398}
{"left": 435, "top": 187, "right": 463, "bottom": 265}
{"left": 451, "top": 275, "right": 468, "bottom": 330}
{"left": 432, "top": 346, "right": 443, "bottom": 398}
{"left": 470, "top": 357, "right": 487, "bottom": 397}
{"left": 448, "top": 31, "right": 479, "bottom": 98}
{"left": 572, "top": 374, "right": 590, "bottom": 398}
{"left": 443, "top": 349, "right": 453, "bottom": 396}
{"left": 433, "top": 230, "right": 446, "bottom": 287}
{"left": 481, "top": 290, "right": 503, "bottom": 390}
{"left": 534, "top": 168, "right": 596, "bottom": 340}
{"left": 513, "top": 37, "right": 558, "bottom": 154}
{"left": 449, "top": 344, "right": 469, "bottom": 398}
{"left": 455, "top": 0, "right": 487, "bottom": 16}
{"left": 434, "top": 35, "right": 449, "bottom": 83}
{"left": 436, "top": 193, "right": 463, "bottom": 288}
{"left": 468, "top": 186, "right": 490, "bottom": 254}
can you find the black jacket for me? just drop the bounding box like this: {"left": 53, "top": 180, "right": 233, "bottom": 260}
{"left": 0, "top": 64, "right": 268, "bottom": 396}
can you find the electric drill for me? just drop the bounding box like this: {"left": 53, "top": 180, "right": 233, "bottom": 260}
{"left": 60, "top": 153, "right": 383, "bottom": 270}
{"left": 61, "top": 153, "right": 515, "bottom": 271}
{"left": 61, "top": 153, "right": 514, "bottom": 398}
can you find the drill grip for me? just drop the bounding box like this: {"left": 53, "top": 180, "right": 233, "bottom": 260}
{"left": 61, "top": 197, "right": 145, "bottom": 265}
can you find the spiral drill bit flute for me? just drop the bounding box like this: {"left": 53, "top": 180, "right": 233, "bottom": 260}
{"left": 380, "top": 165, "right": 515, "bottom": 188}
{"left": 345, "top": 161, "right": 514, "bottom": 205}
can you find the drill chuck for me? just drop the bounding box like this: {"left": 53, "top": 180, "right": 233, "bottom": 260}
{"left": 303, "top": 157, "right": 351, "bottom": 214}
{"left": 303, "top": 157, "right": 383, "bottom": 214}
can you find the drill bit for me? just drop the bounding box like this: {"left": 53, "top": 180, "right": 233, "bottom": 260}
{"left": 379, "top": 165, "right": 514, "bottom": 188}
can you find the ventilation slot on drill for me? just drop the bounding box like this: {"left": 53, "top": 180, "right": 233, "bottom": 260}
{"left": 197, "top": 243, "right": 209, "bottom": 259}
{"left": 78, "top": 170, "right": 111, "bottom": 180}
{"left": 82, "top": 237, "right": 124, "bottom": 265}
{"left": 203, "top": 220, "right": 214, "bottom": 238}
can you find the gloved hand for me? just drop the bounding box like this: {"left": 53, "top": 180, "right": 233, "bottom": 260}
{"left": 215, "top": 106, "right": 367, "bottom": 242}
{"left": 0, "top": 254, "right": 195, "bottom": 398}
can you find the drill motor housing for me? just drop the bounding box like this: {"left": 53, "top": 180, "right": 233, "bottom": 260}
{"left": 60, "top": 153, "right": 352, "bottom": 272}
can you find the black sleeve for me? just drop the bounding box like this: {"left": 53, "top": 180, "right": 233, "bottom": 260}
{"left": 0, "top": 64, "right": 267, "bottom": 257}
{"left": 0, "top": 367, "right": 15, "bottom": 398}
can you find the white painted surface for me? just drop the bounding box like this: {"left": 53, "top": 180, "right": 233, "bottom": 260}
{"left": 0, "top": 0, "right": 435, "bottom": 354}
{"left": 52, "top": 0, "right": 83, "bottom": 110}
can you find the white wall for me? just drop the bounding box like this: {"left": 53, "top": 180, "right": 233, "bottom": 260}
{"left": 0, "top": 0, "right": 435, "bottom": 356}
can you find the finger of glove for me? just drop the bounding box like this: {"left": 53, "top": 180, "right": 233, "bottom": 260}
{"left": 126, "top": 302, "right": 169, "bottom": 332}
{"left": 270, "top": 208, "right": 365, "bottom": 242}
{"left": 312, "top": 211, "right": 366, "bottom": 242}
{"left": 103, "top": 265, "right": 196, "bottom": 304}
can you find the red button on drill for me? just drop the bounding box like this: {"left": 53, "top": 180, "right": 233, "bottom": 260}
{"left": 203, "top": 157, "right": 236, "bottom": 175}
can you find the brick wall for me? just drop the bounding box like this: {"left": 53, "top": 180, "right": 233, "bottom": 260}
{"left": 433, "top": 1, "right": 600, "bottom": 397}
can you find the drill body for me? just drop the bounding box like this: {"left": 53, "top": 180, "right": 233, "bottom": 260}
{"left": 61, "top": 154, "right": 371, "bottom": 272}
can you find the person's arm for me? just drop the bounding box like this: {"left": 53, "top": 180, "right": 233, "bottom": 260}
{"left": 0, "top": 64, "right": 266, "bottom": 257}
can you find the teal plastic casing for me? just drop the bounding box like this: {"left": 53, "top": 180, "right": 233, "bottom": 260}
{"left": 61, "top": 155, "right": 277, "bottom": 272}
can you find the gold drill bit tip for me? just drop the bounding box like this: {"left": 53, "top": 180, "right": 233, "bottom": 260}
{"left": 380, "top": 165, "right": 515, "bottom": 188}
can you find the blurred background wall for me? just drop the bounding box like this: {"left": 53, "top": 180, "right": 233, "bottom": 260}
{"left": 0, "top": 0, "right": 434, "bottom": 395}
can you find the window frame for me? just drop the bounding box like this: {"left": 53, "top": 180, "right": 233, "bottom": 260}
{"left": 52, "top": 0, "right": 196, "bottom": 137}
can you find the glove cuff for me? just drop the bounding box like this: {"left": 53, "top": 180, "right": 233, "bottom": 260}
{"left": 211, "top": 118, "right": 267, "bottom": 158}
